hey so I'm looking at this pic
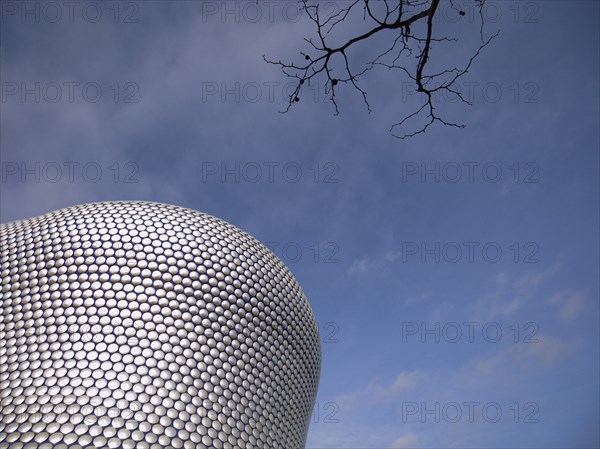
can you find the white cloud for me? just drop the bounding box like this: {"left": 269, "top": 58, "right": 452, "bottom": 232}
{"left": 390, "top": 433, "right": 418, "bottom": 448}
{"left": 428, "top": 301, "right": 454, "bottom": 322}
{"left": 336, "top": 370, "right": 423, "bottom": 411}
{"left": 469, "top": 263, "right": 561, "bottom": 322}
{"left": 546, "top": 290, "right": 586, "bottom": 323}
{"left": 385, "top": 370, "right": 423, "bottom": 395}
{"left": 404, "top": 290, "right": 433, "bottom": 306}
{"left": 347, "top": 257, "right": 380, "bottom": 275}
{"left": 383, "top": 250, "right": 402, "bottom": 263}
{"left": 473, "top": 333, "right": 583, "bottom": 377}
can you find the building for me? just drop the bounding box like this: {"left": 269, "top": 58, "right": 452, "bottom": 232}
{"left": 0, "top": 201, "right": 321, "bottom": 449}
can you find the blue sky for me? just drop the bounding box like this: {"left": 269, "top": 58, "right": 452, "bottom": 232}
{"left": 1, "top": 1, "right": 599, "bottom": 448}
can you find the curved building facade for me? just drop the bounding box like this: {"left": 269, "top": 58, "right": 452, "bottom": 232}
{"left": 0, "top": 201, "right": 321, "bottom": 449}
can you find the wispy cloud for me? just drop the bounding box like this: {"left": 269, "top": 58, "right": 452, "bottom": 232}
{"left": 546, "top": 290, "right": 586, "bottom": 323}
{"left": 337, "top": 370, "right": 424, "bottom": 410}
{"left": 390, "top": 433, "right": 418, "bottom": 448}
{"left": 404, "top": 290, "right": 433, "bottom": 306}
{"left": 347, "top": 257, "right": 379, "bottom": 275}
{"left": 473, "top": 333, "right": 583, "bottom": 377}
{"left": 469, "top": 262, "right": 561, "bottom": 322}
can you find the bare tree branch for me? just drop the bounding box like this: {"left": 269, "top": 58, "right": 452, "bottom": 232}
{"left": 264, "top": 0, "right": 499, "bottom": 138}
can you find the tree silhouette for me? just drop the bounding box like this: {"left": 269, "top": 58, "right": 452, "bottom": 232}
{"left": 265, "top": 0, "right": 499, "bottom": 138}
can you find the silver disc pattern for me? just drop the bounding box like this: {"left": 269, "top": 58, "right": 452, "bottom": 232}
{"left": 0, "top": 201, "right": 321, "bottom": 449}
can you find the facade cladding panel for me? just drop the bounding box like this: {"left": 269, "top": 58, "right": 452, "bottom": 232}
{"left": 0, "top": 201, "right": 321, "bottom": 449}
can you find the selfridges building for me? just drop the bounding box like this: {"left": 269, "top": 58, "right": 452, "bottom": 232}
{"left": 0, "top": 201, "right": 321, "bottom": 449}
